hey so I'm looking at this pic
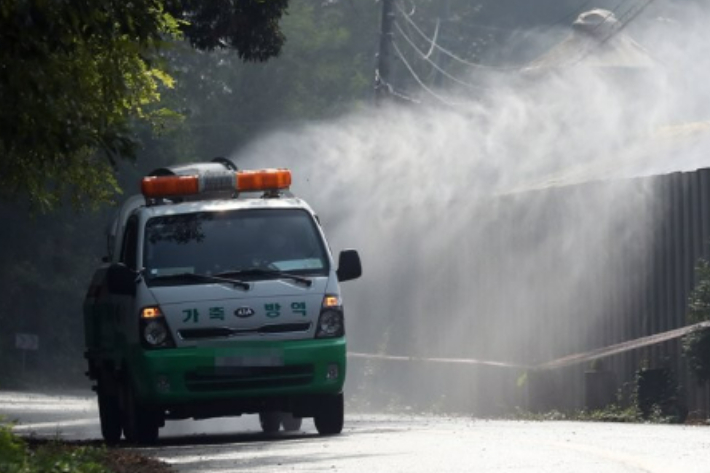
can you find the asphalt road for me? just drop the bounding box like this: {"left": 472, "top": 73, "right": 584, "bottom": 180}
{"left": 2, "top": 391, "right": 709, "bottom": 473}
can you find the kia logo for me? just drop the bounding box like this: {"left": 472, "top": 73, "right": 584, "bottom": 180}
{"left": 234, "top": 307, "right": 255, "bottom": 318}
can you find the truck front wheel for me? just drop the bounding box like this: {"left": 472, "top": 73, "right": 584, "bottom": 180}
{"left": 120, "top": 381, "right": 160, "bottom": 444}
{"left": 97, "top": 385, "right": 121, "bottom": 445}
{"left": 314, "top": 393, "right": 344, "bottom": 435}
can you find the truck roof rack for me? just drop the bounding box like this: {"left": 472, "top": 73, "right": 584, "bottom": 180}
{"left": 147, "top": 156, "right": 238, "bottom": 178}
{"left": 141, "top": 159, "right": 292, "bottom": 206}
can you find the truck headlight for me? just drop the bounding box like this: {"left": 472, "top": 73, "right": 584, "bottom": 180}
{"left": 316, "top": 310, "right": 343, "bottom": 338}
{"left": 144, "top": 320, "right": 168, "bottom": 346}
{"left": 316, "top": 295, "right": 344, "bottom": 338}
{"left": 140, "top": 306, "right": 175, "bottom": 349}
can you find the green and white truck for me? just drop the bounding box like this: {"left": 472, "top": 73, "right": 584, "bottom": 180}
{"left": 83, "top": 159, "right": 362, "bottom": 444}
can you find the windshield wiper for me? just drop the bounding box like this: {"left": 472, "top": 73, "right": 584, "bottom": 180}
{"left": 150, "top": 272, "right": 250, "bottom": 290}
{"left": 215, "top": 268, "right": 313, "bottom": 287}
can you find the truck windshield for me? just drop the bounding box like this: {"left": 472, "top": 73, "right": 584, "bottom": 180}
{"left": 143, "top": 208, "right": 329, "bottom": 284}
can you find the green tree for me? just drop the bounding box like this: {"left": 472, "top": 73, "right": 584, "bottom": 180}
{"left": 166, "top": 0, "right": 289, "bottom": 61}
{"left": 0, "top": 0, "right": 290, "bottom": 211}
{"left": 0, "top": 0, "right": 182, "bottom": 210}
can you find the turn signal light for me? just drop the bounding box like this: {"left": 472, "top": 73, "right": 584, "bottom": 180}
{"left": 323, "top": 295, "right": 341, "bottom": 308}
{"left": 141, "top": 306, "right": 163, "bottom": 319}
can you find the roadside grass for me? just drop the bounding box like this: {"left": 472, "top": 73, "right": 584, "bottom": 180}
{"left": 0, "top": 422, "right": 173, "bottom": 473}
{"left": 511, "top": 403, "right": 693, "bottom": 424}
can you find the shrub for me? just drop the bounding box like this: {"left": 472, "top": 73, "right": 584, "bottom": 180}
{"left": 0, "top": 423, "right": 26, "bottom": 473}
{"left": 683, "top": 258, "right": 710, "bottom": 384}
{"left": 0, "top": 421, "right": 110, "bottom": 473}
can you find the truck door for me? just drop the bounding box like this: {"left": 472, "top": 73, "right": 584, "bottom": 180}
{"left": 103, "top": 216, "right": 140, "bottom": 352}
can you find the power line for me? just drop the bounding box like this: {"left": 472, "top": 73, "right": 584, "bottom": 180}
{"left": 394, "top": 0, "right": 639, "bottom": 73}
{"left": 385, "top": 0, "right": 653, "bottom": 105}
{"left": 423, "top": 17, "right": 440, "bottom": 59}
{"left": 391, "top": 40, "right": 466, "bottom": 108}
{"left": 394, "top": 0, "right": 516, "bottom": 71}
{"left": 394, "top": 0, "right": 601, "bottom": 72}
{"left": 572, "top": 0, "right": 656, "bottom": 66}
{"left": 539, "top": 0, "right": 596, "bottom": 35}
{"left": 393, "top": 0, "right": 594, "bottom": 96}
{"left": 394, "top": 21, "right": 487, "bottom": 91}
{"left": 431, "top": 1, "right": 593, "bottom": 73}
{"left": 374, "top": 69, "right": 421, "bottom": 105}
{"left": 551, "top": 1, "right": 626, "bottom": 67}
{"left": 584, "top": 0, "right": 627, "bottom": 37}
{"left": 598, "top": 0, "right": 655, "bottom": 46}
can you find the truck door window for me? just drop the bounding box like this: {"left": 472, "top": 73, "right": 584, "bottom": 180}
{"left": 120, "top": 217, "right": 139, "bottom": 271}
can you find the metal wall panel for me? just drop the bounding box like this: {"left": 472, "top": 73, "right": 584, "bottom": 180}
{"left": 521, "top": 169, "right": 710, "bottom": 415}
{"left": 348, "top": 168, "right": 710, "bottom": 417}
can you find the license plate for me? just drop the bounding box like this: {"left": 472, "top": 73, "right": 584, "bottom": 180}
{"left": 215, "top": 353, "right": 284, "bottom": 367}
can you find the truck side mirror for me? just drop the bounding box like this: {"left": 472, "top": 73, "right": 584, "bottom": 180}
{"left": 106, "top": 263, "right": 138, "bottom": 296}
{"left": 336, "top": 249, "right": 362, "bottom": 282}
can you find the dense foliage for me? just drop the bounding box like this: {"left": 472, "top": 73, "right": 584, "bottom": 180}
{"left": 0, "top": 0, "right": 290, "bottom": 211}
{"left": 0, "top": 0, "right": 182, "bottom": 210}
{"left": 166, "top": 0, "right": 289, "bottom": 60}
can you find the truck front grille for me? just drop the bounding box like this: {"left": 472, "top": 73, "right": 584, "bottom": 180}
{"left": 184, "top": 365, "right": 314, "bottom": 392}
{"left": 178, "top": 323, "right": 311, "bottom": 341}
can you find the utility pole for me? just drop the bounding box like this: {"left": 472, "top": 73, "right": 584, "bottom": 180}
{"left": 374, "top": 0, "right": 395, "bottom": 106}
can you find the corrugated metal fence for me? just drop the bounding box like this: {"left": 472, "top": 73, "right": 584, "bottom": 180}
{"left": 348, "top": 168, "right": 710, "bottom": 417}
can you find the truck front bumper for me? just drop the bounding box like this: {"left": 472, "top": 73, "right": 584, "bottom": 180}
{"left": 127, "top": 338, "right": 346, "bottom": 411}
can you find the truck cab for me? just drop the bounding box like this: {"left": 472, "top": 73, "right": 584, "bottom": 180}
{"left": 83, "top": 159, "right": 362, "bottom": 444}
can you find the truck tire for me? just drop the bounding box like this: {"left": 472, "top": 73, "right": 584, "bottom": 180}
{"left": 259, "top": 412, "right": 282, "bottom": 433}
{"left": 120, "top": 381, "right": 160, "bottom": 444}
{"left": 281, "top": 413, "right": 303, "bottom": 432}
{"left": 314, "top": 393, "right": 344, "bottom": 435}
{"left": 97, "top": 387, "right": 121, "bottom": 445}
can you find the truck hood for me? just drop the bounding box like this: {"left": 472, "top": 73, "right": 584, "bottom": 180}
{"left": 148, "top": 277, "right": 329, "bottom": 347}
{"left": 148, "top": 277, "right": 327, "bottom": 304}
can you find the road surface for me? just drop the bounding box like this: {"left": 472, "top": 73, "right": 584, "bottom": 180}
{"left": 1, "top": 391, "right": 708, "bottom": 473}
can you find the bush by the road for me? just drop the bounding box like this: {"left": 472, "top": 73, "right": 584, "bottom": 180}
{"left": 0, "top": 424, "right": 26, "bottom": 471}
{"left": 0, "top": 423, "right": 108, "bottom": 473}
{"left": 0, "top": 422, "right": 173, "bottom": 473}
